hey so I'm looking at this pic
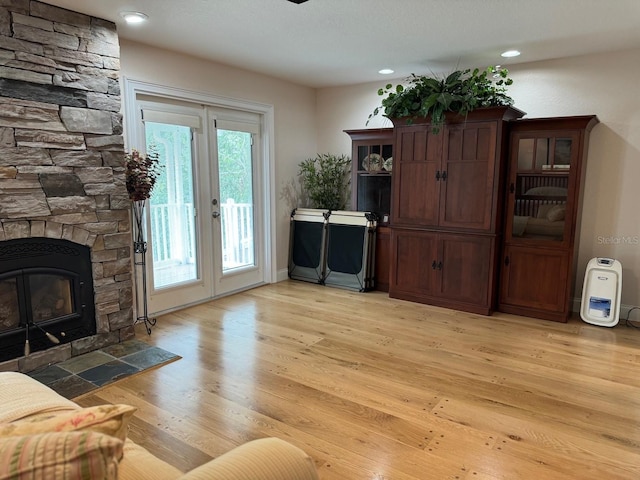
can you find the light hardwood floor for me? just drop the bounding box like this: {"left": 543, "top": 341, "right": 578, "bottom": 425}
{"left": 77, "top": 281, "right": 640, "bottom": 479}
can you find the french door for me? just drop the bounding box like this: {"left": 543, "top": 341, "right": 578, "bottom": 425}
{"left": 209, "top": 109, "right": 264, "bottom": 295}
{"left": 134, "top": 100, "right": 265, "bottom": 315}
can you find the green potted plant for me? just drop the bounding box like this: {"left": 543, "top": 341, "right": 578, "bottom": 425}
{"left": 298, "top": 153, "right": 350, "bottom": 210}
{"left": 368, "top": 66, "right": 515, "bottom": 132}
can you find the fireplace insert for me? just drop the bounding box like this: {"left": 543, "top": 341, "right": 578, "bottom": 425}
{"left": 0, "top": 238, "right": 96, "bottom": 362}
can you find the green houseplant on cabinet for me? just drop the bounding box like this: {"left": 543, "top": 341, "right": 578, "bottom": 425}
{"left": 369, "top": 66, "right": 514, "bottom": 132}
{"left": 298, "top": 153, "right": 351, "bottom": 210}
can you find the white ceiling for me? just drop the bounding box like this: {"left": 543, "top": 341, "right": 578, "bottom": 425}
{"left": 42, "top": 0, "right": 640, "bottom": 88}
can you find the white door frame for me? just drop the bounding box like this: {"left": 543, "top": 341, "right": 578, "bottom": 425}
{"left": 123, "top": 77, "right": 276, "bottom": 315}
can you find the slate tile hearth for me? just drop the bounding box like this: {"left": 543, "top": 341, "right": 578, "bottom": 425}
{"left": 28, "top": 339, "right": 180, "bottom": 399}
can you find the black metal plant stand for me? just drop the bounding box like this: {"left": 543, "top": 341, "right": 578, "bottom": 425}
{"left": 132, "top": 200, "right": 156, "bottom": 335}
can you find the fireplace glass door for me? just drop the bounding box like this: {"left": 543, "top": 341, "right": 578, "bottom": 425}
{"left": 29, "top": 274, "right": 74, "bottom": 322}
{"left": 0, "top": 271, "right": 75, "bottom": 330}
{"left": 0, "top": 278, "right": 19, "bottom": 334}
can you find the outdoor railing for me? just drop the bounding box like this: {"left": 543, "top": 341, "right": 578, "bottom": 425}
{"left": 220, "top": 200, "right": 254, "bottom": 269}
{"left": 149, "top": 200, "right": 253, "bottom": 271}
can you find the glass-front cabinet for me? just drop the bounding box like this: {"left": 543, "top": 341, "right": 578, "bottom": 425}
{"left": 344, "top": 128, "right": 393, "bottom": 224}
{"left": 499, "top": 116, "right": 599, "bottom": 322}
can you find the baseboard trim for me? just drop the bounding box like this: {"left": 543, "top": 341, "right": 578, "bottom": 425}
{"left": 277, "top": 268, "right": 289, "bottom": 282}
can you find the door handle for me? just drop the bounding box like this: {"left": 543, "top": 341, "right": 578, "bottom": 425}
{"left": 212, "top": 211, "right": 220, "bottom": 218}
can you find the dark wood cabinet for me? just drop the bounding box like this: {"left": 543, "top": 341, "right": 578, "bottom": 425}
{"left": 439, "top": 233, "right": 493, "bottom": 306}
{"left": 390, "top": 229, "right": 494, "bottom": 312}
{"left": 391, "top": 228, "right": 438, "bottom": 297}
{"left": 389, "top": 107, "right": 524, "bottom": 314}
{"left": 498, "top": 116, "right": 599, "bottom": 322}
{"left": 344, "top": 128, "right": 394, "bottom": 291}
{"left": 500, "top": 245, "right": 570, "bottom": 313}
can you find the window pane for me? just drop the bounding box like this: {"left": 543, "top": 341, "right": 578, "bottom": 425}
{"left": 145, "top": 122, "right": 198, "bottom": 288}
{"left": 217, "top": 129, "right": 255, "bottom": 271}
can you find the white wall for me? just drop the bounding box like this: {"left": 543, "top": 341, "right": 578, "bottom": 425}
{"left": 119, "top": 40, "right": 318, "bottom": 278}
{"left": 316, "top": 48, "right": 640, "bottom": 309}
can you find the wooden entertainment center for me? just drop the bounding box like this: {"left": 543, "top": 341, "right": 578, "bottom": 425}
{"left": 346, "top": 110, "right": 598, "bottom": 321}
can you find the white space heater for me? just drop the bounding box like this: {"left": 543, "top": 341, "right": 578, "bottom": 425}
{"left": 580, "top": 257, "right": 622, "bottom": 327}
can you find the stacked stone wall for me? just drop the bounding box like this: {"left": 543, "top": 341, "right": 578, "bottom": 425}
{"left": 0, "top": 0, "right": 133, "bottom": 372}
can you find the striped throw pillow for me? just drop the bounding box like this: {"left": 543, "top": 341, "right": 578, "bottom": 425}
{"left": 0, "top": 430, "right": 123, "bottom": 480}
{"left": 0, "top": 404, "right": 136, "bottom": 442}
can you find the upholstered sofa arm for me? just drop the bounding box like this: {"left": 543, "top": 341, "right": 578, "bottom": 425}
{"left": 177, "top": 437, "right": 319, "bottom": 480}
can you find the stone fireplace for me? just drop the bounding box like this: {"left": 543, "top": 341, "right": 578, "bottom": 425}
{"left": 0, "top": 1, "right": 134, "bottom": 372}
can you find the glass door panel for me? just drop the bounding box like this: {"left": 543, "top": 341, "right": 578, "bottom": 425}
{"left": 554, "top": 138, "right": 572, "bottom": 167}
{"left": 534, "top": 138, "right": 549, "bottom": 170}
{"left": 0, "top": 278, "right": 19, "bottom": 332}
{"left": 145, "top": 122, "right": 198, "bottom": 288}
{"left": 216, "top": 128, "right": 255, "bottom": 272}
{"left": 29, "top": 274, "right": 73, "bottom": 321}
{"left": 509, "top": 133, "right": 574, "bottom": 244}
{"left": 517, "top": 138, "right": 534, "bottom": 170}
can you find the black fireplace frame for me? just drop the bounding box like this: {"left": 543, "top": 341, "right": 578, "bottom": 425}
{"left": 0, "top": 238, "right": 96, "bottom": 362}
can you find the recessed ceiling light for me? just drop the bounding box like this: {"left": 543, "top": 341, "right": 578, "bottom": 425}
{"left": 378, "top": 68, "right": 394, "bottom": 75}
{"left": 120, "top": 11, "right": 148, "bottom": 24}
{"left": 501, "top": 50, "right": 521, "bottom": 58}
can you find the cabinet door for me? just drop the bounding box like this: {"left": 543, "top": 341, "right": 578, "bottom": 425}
{"left": 390, "top": 229, "right": 439, "bottom": 296}
{"left": 499, "top": 245, "right": 570, "bottom": 315}
{"left": 346, "top": 129, "right": 394, "bottom": 222}
{"left": 504, "top": 131, "right": 581, "bottom": 246}
{"left": 439, "top": 234, "right": 492, "bottom": 307}
{"left": 392, "top": 126, "right": 442, "bottom": 227}
{"left": 439, "top": 121, "right": 498, "bottom": 231}
{"left": 353, "top": 141, "right": 393, "bottom": 220}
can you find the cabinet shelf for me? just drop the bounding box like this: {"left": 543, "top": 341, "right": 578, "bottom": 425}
{"left": 357, "top": 171, "right": 391, "bottom": 176}
{"left": 520, "top": 170, "right": 570, "bottom": 175}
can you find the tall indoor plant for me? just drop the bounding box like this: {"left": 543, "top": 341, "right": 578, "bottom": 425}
{"left": 369, "top": 66, "right": 515, "bottom": 132}
{"left": 298, "top": 153, "right": 351, "bottom": 211}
